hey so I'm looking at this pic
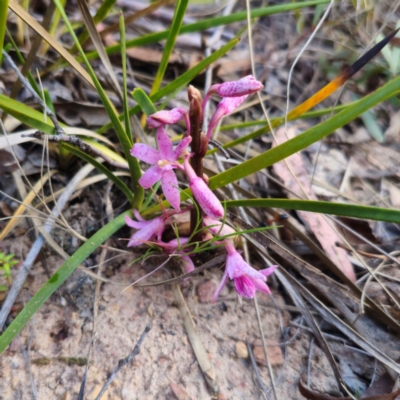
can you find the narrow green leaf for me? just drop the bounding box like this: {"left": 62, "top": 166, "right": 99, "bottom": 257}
{"left": 0, "top": 94, "right": 59, "bottom": 134}
{"left": 0, "top": 211, "right": 129, "bottom": 354}
{"left": 224, "top": 199, "right": 400, "bottom": 224}
{"left": 120, "top": 13, "right": 132, "bottom": 141}
{"left": 150, "top": 0, "right": 188, "bottom": 95}
{"left": 84, "top": 0, "right": 331, "bottom": 61}
{"left": 0, "top": 0, "right": 9, "bottom": 66}
{"left": 98, "top": 37, "right": 240, "bottom": 133}
{"left": 63, "top": 144, "right": 134, "bottom": 203}
{"left": 132, "top": 88, "right": 157, "bottom": 117}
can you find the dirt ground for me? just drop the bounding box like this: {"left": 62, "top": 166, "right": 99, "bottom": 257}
{"left": 0, "top": 245, "right": 345, "bottom": 400}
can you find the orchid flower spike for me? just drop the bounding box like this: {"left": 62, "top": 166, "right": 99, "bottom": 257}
{"left": 203, "top": 75, "right": 263, "bottom": 111}
{"left": 125, "top": 210, "right": 165, "bottom": 247}
{"left": 184, "top": 156, "right": 224, "bottom": 219}
{"left": 155, "top": 237, "right": 195, "bottom": 274}
{"left": 147, "top": 108, "right": 190, "bottom": 135}
{"left": 131, "top": 127, "right": 191, "bottom": 210}
{"left": 213, "top": 240, "right": 278, "bottom": 302}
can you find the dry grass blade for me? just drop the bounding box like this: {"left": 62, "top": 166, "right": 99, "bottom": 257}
{"left": 76, "top": 0, "right": 122, "bottom": 100}
{"left": 0, "top": 170, "right": 57, "bottom": 241}
{"left": 8, "top": 0, "right": 95, "bottom": 88}
{"left": 98, "top": 0, "right": 175, "bottom": 39}
{"left": 292, "top": 276, "right": 400, "bottom": 374}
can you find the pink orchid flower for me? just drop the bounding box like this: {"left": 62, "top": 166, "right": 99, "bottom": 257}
{"left": 147, "top": 108, "right": 190, "bottom": 135}
{"left": 203, "top": 218, "right": 277, "bottom": 301}
{"left": 155, "top": 237, "right": 194, "bottom": 274}
{"left": 125, "top": 210, "right": 165, "bottom": 247}
{"left": 213, "top": 240, "right": 277, "bottom": 301}
{"left": 131, "top": 127, "right": 191, "bottom": 210}
{"left": 184, "top": 156, "right": 224, "bottom": 219}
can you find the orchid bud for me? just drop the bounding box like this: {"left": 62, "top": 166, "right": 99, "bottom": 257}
{"left": 147, "top": 108, "right": 190, "bottom": 134}
{"left": 202, "top": 75, "right": 263, "bottom": 115}
{"left": 209, "top": 75, "right": 263, "bottom": 98}
{"left": 184, "top": 156, "right": 224, "bottom": 219}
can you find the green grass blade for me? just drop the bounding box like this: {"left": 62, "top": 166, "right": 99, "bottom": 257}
{"left": 0, "top": 94, "right": 60, "bottom": 134}
{"left": 150, "top": 0, "right": 188, "bottom": 95}
{"left": 0, "top": 211, "right": 129, "bottom": 354}
{"left": 208, "top": 72, "right": 400, "bottom": 190}
{"left": 63, "top": 144, "right": 134, "bottom": 203}
{"left": 0, "top": 0, "right": 9, "bottom": 66}
{"left": 84, "top": 0, "right": 330, "bottom": 61}
{"left": 225, "top": 199, "right": 400, "bottom": 224}
{"left": 98, "top": 37, "right": 240, "bottom": 133}
{"left": 132, "top": 88, "right": 157, "bottom": 117}
{"left": 120, "top": 13, "right": 132, "bottom": 141}
{"left": 52, "top": 0, "right": 143, "bottom": 208}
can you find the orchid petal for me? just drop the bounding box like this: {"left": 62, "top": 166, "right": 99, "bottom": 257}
{"left": 130, "top": 143, "right": 160, "bottom": 164}
{"left": 147, "top": 108, "right": 188, "bottom": 128}
{"left": 215, "top": 75, "right": 263, "bottom": 97}
{"left": 156, "top": 127, "right": 175, "bottom": 161}
{"left": 173, "top": 136, "right": 192, "bottom": 159}
{"left": 260, "top": 265, "right": 278, "bottom": 277}
{"left": 189, "top": 176, "right": 224, "bottom": 219}
{"left": 125, "top": 215, "right": 149, "bottom": 229}
{"left": 213, "top": 269, "right": 229, "bottom": 303}
{"left": 127, "top": 217, "right": 164, "bottom": 247}
{"left": 234, "top": 275, "right": 256, "bottom": 298}
{"left": 251, "top": 277, "right": 272, "bottom": 295}
{"left": 161, "top": 169, "right": 180, "bottom": 210}
{"left": 139, "top": 165, "right": 162, "bottom": 188}
{"left": 133, "top": 209, "right": 146, "bottom": 222}
{"left": 226, "top": 252, "right": 265, "bottom": 281}
{"left": 181, "top": 255, "right": 195, "bottom": 274}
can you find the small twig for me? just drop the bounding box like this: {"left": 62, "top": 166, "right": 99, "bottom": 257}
{"left": 208, "top": 139, "right": 230, "bottom": 159}
{"left": 247, "top": 341, "right": 270, "bottom": 400}
{"left": 22, "top": 131, "right": 129, "bottom": 170}
{"left": 2, "top": 50, "right": 64, "bottom": 135}
{"left": 94, "top": 325, "right": 151, "bottom": 400}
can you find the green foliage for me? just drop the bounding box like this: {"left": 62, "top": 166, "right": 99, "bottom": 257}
{"left": 0, "top": 0, "right": 9, "bottom": 65}
{"left": 0, "top": 252, "right": 19, "bottom": 288}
